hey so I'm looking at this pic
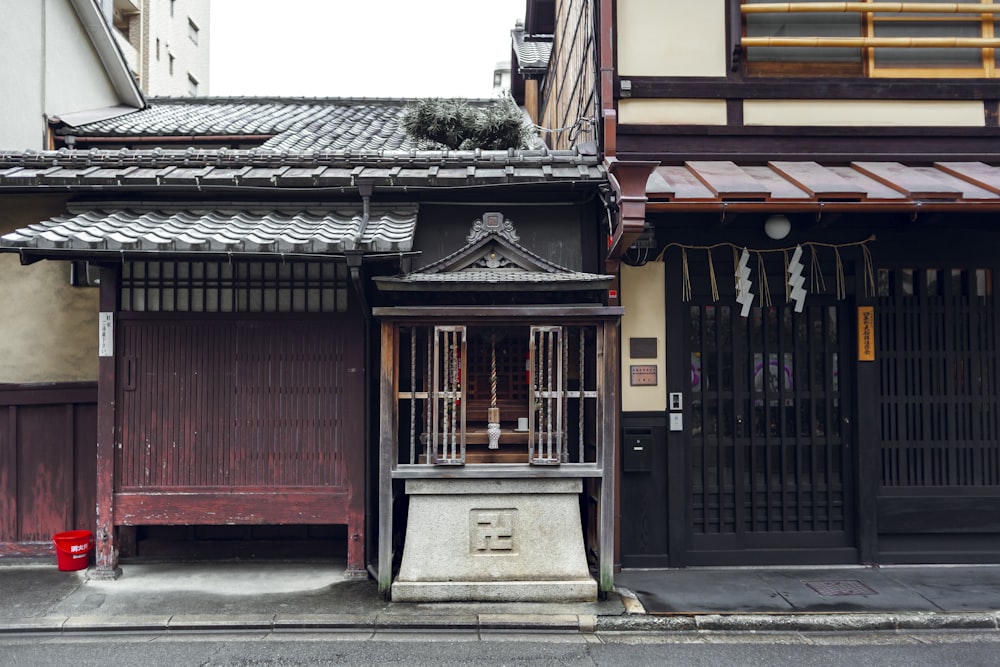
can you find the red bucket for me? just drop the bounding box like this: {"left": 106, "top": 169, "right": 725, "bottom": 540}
{"left": 53, "top": 530, "right": 93, "bottom": 571}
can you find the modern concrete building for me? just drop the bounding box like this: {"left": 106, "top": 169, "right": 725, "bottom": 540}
{"left": 102, "top": 0, "right": 210, "bottom": 96}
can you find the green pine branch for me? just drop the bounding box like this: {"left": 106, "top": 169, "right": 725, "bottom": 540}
{"left": 401, "top": 97, "right": 530, "bottom": 150}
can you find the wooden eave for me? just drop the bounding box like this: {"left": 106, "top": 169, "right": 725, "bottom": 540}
{"left": 643, "top": 160, "right": 1000, "bottom": 212}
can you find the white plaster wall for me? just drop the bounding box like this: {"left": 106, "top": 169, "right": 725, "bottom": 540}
{"left": 744, "top": 100, "right": 985, "bottom": 127}
{"left": 0, "top": 0, "right": 121, "bottom": 150}
{"left": 45, "top": 0, "right": 121, "bottom": 117}
{"left": 619, "top": 99, "right": 728, "bottom": 125}
{"left": 0, "top": 197, "right": 99, "bottom": 383}
{"left": 621, "top": 262, "right": 666, "bottom": 413}
{"left": 0, "top": 2, "right": 46, "bottom": 148}
{"left": 617, "top": 0, "right": 726, "bottom": 77}
{"left": 144, "top": 0, "right": 210, "bottom": 96}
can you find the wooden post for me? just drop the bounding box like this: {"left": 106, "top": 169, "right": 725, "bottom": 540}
{"left": 377, "top": 321, "right": 398, "bottom": 595}
{"left": 855, "top": 282, "right": 880, "bottom": 565}
{"left": 598, "top": 321, "right": 619, "bottom": 594}
{"left": 92, "top": 265, "right": 120, "bottom": 579}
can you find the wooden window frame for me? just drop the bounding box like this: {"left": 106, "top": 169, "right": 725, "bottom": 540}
{"left": 741, "top": 0, "right": 1000, "bottom": 78}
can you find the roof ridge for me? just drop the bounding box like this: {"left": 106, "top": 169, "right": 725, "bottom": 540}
{"left": 144, "top": 96, "right": 498, "bottom": 106}
{"left": 0, "top": 147, "right": 595, "bottom": 169}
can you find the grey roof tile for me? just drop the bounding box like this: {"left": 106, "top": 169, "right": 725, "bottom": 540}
{"left": 1, "top": 204, "right": 419, "bottom": 256}
{"left": 58, "top": 98, "right": 421, "bottom": 153}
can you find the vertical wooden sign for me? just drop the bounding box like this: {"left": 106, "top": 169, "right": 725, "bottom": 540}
{"left": 858, "top": 306, "right": 875, "bottom": 361}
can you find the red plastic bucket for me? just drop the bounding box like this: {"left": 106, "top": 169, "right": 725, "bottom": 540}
{"left": 53, "top": 530, "right": 93, "bottom": 571}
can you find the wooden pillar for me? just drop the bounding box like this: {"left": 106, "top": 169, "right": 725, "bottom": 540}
{"left": 855, "top": 289, "right": 880, "bottom": 564}
{"left": 377, "top": 321, "right": 398, "bottom": 595}
{"left": 598, "top": 320, "right": 619, "bottom": 594}
{"left": 92, "top": 265, "right": 120, "bottom": 579}
{"left": 525, "top": 79, "right": 540, "bottom": 127}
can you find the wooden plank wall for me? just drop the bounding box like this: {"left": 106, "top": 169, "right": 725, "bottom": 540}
{"left": 543, "top": 0, "right": 597, "bottom": 150}
{"left": 0, "top": 384, "right": 97, "bottom": 556}
{"left": 117, "top": 318, "right": 352, "bottom": 491}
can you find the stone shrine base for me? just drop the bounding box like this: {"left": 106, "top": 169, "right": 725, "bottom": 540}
{"left": 391, "top": 478, "right": 597, "bottom": 603}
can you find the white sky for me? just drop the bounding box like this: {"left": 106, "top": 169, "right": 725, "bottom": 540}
{"left": 208, "top": 0, "right": 525, "bottom": 99}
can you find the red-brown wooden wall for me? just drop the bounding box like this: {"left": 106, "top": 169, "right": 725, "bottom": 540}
{"left": 0, "top": 384, "right": 97, "bottom": 556}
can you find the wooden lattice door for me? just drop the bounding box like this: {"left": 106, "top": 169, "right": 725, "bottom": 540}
{"left": 684, "top": 300, "right": 856, "bottom": 564}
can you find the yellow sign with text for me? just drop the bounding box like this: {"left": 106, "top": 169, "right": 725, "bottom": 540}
{"left": 858, "top": 306, "right": 875, "bottom": 361}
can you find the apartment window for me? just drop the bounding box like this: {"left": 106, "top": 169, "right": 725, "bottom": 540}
{"left": 188, "top": 73, "right": 199, "bottom": 96}
{"left": 156, "top": 38, "right": 160, "bottom": 60}
{"left": 169, "top": 53, "right": 175, "bottom": 76}
{"left": 169, "top": 0, "right": 175, "bottom": 18}
{"left": 742, "top": 0, "right": 1000, "bottom": 78}
{"left": 188, "top": 18, "right": 199, "bottom": 45}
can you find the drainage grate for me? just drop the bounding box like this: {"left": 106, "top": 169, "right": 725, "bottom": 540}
{"left": 805, "top": 580, "right": 879, "bottom": 597}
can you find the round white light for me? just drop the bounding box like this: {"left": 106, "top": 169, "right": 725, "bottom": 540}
{"left": 764, "top": 214, "right": 791, "bottom": 240}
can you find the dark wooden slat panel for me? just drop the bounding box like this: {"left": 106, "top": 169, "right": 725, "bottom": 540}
{"left": 0, "top": 386, "right": 97, "bottom": 546}
{"left": 879, "top": 496, "right": 1000, "bottom": 534}
{"left": 72, "top": 404, "right": 98, "bottom": 535}
{"left": 120, "top": 318, "right": 353, "bottom": 491}
{"left": 17, "top": 405, "right": 73, "bottom": 540}
{"left": 0, "top": 407, "right": 15, "bottom": 542}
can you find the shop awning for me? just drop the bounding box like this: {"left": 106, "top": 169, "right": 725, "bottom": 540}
{"left": 646, "top": 160, "right": 1000, "bottom": 209}
{"left": 0, "top": 204, "right": 418, "bottom": 260}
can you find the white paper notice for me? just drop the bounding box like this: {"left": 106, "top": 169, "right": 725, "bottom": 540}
{"left": 98, "top": 312, "right": 113, "bottom": 357}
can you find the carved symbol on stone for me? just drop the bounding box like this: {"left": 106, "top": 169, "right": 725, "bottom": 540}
{"left": 470, "top": 509, "right": 516, "bottom": 554}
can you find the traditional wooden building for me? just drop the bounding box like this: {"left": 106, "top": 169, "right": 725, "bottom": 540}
{"left": 528, "top": 0, "right": 1000, "bottom": 568}
{"left": 601, "top": 0, "right": 1000, "bottom": 567}
{"left": 0, "top": 97, "right": 616, "bottom": 596}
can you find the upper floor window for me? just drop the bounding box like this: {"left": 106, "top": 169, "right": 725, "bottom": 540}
{"left": 742, "top": 0, "right": 1000, "bottom": 78}
{"left": 189, "top": 18, "right": 199, "bottom": 44}
{"left": 188, "top": 73, "right": 199, "bottom": 96}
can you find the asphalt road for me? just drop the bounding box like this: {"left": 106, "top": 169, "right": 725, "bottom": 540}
{"left": 2, "top": 630, "right": 1000, "bottom": 666}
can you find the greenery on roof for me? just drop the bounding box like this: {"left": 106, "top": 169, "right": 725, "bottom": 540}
{"left": 401, "top": 97, "right": 531, "bottom": 150}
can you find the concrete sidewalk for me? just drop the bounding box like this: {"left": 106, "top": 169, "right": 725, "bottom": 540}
{"left": 1, "top": 559, "right": 1000, "bottom": 634}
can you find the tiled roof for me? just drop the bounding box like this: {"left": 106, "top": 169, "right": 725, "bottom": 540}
{"left": 1, "top": 204, "right": 417, "bottom": 256}
{"left": 512, "top": 30, "right": 553, "bottom": 71}
{"left": 55, "top": 98, "right": 429, "bottom": 152}
{"left": 0, "top": 148, "right": 605, "bottom": 190}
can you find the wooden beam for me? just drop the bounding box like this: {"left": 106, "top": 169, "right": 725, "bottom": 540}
{"left": 113, "top": 491, "right": 351, "bottom": 525}
{"left": 743, "top": 36, "right": 1000, "bottom": 48}
{"left": 742, "top": 2, "right": 1000, "bottom": 14}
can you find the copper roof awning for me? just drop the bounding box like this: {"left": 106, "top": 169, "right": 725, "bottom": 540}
{"left": 0, "top": 204, "right": 418, "bottom": 260}
{"left": 646, "top": 160, "right": 1000, "bottom": 211}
